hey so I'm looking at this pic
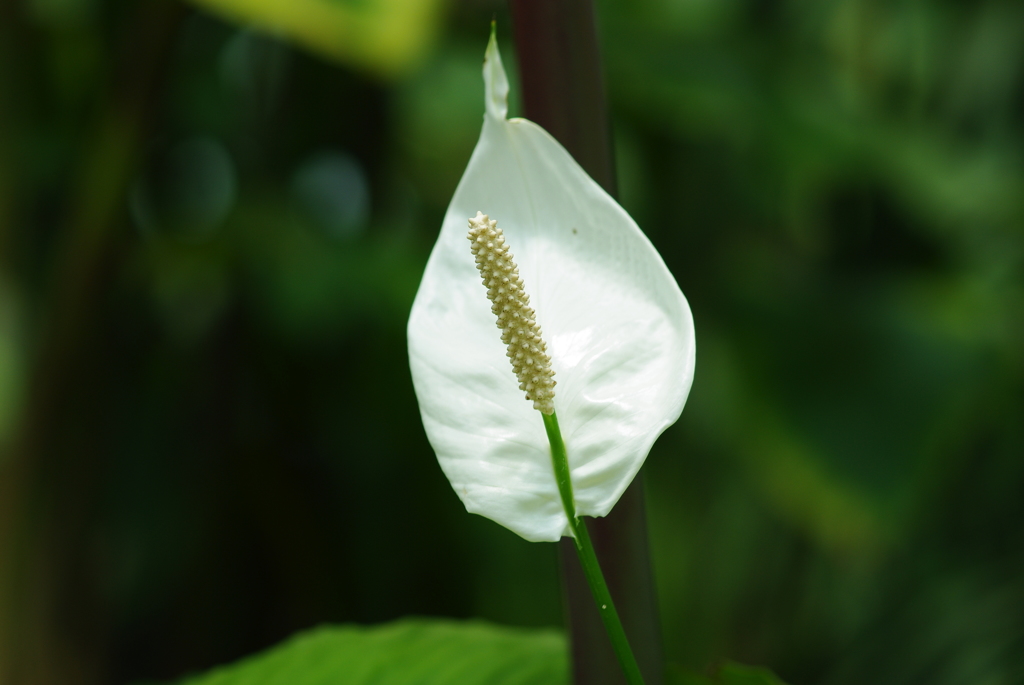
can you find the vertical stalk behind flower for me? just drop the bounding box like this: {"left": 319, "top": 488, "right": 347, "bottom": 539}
{"left": 467, "top": 211, "right": 556, "bottom": 415}
{"left": 509, "top": 4, "right": 665, "bottom": 684}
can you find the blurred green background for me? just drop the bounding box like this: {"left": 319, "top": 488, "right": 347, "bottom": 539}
{"left": 0, "top": 0, "right": 1022, "bottom": 683}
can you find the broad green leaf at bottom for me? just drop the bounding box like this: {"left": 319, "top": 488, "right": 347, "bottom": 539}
{"left": 171, "top": 618, "right": 567, "bottom": 685}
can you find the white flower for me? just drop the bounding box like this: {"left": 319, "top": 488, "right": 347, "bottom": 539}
{"left": 407, "top": 31, "right": 695, "bottom": 542}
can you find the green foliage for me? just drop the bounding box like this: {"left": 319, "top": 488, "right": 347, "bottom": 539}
{"left": 668, "top": 662, "right": 790, "bottom": 685}
{"left": 2, "top": 0, "right": 1023, "bottom": 684}
{"left": 184, "top": 0, "right": 445, "bottom": 78}
{"left": 172, "top": 619, "right": 567, "bottom": 685}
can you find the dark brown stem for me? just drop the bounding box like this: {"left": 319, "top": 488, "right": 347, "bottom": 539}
{"left": 507, "top": 3, "right": 663, "bottom": 684}
{"left": 509, "top": 0, "right": 617, "bottom": 197}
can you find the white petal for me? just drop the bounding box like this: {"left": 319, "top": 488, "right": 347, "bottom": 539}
{"left": 408, "top": 32, "right": 695, "bottom": 542}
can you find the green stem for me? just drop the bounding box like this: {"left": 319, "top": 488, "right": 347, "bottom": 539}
{"left": 542, "top": 412, "right": 647, "bottom": 685}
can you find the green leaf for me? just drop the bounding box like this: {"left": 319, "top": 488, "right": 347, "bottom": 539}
{"left": 665, "top": 664, "right": 716, "bottom": 685}
{"left": 667, "top": 662, "right": 790, "bottom": 685}
{"left": 185, "top": 0, "right": 444, "bottom": 78}
{"left": 173, "top": 619, "right": 567, "bottom": 685}
{"left": 717, "top": 663, "right": 790, "bottom": 685}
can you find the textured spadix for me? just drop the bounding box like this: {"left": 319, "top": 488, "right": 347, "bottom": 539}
{"left": 468, "top": 211, "right": 557, "bottom": 415}
{"left": 408, "top": 31, "right": 695, "bottom": 542}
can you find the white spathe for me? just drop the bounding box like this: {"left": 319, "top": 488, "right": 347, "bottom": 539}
{"left": 407, "top": 31, "right": 695, "bottom": 542}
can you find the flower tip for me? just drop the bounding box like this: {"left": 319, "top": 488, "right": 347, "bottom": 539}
{"left": 482, "top": 28, "right": 509, "bottom": 121}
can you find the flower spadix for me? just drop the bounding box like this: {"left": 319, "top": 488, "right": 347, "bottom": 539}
{"left": 468, "top": 211, "right": 557, "bottom": 415}
{"left": 408, "top": 30, "right": 695, "bottom": 542}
